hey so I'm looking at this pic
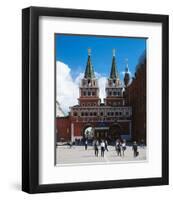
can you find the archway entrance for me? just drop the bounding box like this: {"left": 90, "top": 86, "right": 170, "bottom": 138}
{"left": 82, "top": 125, "right": 94, "bottom": 145}
{"left": 83, "top": 126, "right": 94, "bottom": 139}
{"left": 109, "top": 123, "right": 122, "bottom": 141}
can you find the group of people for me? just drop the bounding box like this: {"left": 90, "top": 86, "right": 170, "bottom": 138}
{"left": 115, "top": 139, "right": 127, "bottom": 157}
{"left": 93, "top": 139, "right": 109, "bottom": 157}
{"left": 84, "top": 139, "right": 139, "bottom": 158}
{"left": 85, "top": 139, "right": 108, "bottom": 157}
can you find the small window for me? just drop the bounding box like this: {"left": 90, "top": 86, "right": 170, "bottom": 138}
{"left": 74, "top": 112, "right": 77, "bottom": 116}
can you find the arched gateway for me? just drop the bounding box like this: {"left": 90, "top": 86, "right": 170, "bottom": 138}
{"left": 56, "top": 49, "right": 132, "bottom": 143}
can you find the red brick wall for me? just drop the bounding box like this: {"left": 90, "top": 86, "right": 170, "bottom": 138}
{"left": 56, "top": 117, "right": 71, "bottom": 142}
{"left": 125, "top": 57, "right": 146, "bottom": 143}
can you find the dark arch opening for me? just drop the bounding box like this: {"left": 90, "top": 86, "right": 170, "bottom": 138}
{"left": 82, "top": 124, "right": 94, "bottom": 145}
{"left": 109, "top": 123, "right": 122, "bottom": 141}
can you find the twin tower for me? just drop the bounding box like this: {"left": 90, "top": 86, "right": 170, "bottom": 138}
{"left": 78, "top": 49, "right": 131, "bottom": 107}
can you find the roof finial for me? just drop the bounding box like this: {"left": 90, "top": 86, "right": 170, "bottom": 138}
{"left": 88, "top": 48, "right": 91, "bottom": 56}
{"left": 125, "top": 58, "right": 129, "bottom": 72}
{"left": 112, "top": 48, "right": 115, "bottom": 57}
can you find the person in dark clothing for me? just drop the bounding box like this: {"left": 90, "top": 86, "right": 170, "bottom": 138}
{"left": 132, "top": 141, "right": 138, "bottom": 157}
{"left": 85, "top": 140, "right": 88, "bottom": 150}
{"left": 94, "top": 140, "right": 99, "bottom": 156}
{"left": 117, "top": 142, "right": 121, "bottom": 156}
{"left": 105, "top": 140, "right": 109, "bottom": 151}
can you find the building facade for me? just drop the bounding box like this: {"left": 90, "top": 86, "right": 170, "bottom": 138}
{"left": 56, "top": 49, "right": 134, "bottom": 143}
{"left": 124, "top": 52, "right": 146, "bottom": 143}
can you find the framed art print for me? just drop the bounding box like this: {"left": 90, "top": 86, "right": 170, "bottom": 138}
{"left": 22, "top": 7, "right": 169, "bottom": 193}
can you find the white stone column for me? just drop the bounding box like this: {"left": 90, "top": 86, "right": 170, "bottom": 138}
{"left": 71, "top": 123, "right": 74, "bottom": 142}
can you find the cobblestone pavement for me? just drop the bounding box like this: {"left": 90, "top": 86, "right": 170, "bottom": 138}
{"left": 56, "top": 145, "right": 147, "bottom": 165}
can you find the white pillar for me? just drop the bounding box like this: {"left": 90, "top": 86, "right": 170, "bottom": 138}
{"left": 71, "top": 123, "right": 74, "bottom": 142}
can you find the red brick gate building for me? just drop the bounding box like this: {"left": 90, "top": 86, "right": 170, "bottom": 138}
{"left": 56, "top": 49, "right": 146, "bottom": 143}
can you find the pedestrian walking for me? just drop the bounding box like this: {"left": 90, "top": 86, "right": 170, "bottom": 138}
{"left": 100, "top": 140, "right": 105, "bottom": 157}
{"left": 69, "top": 141, "right": 73, "bottom": 148}
{"left": 94, "top": 140, "right": 99, "bottom": 156}
{"left": 132, "top": 141, "right": 138, "bottom": 157}
{"left": 116, "top": 141, "right": 122, "bottom": 156}
{"left": 85, "top": 139, "right": 88, "bottom": 150}
{"left": 115, "top": 139, "right": 119, "bottom": 152}
{"left": 122, "top": 139, "right": 126, "bottom": 156}
{"left": 105, "top": 140, "right": 109, "bottom": 151}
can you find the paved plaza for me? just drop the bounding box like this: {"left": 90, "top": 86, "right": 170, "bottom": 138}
{"left": 56, "top": 145, "right": 147, "bottom": 165}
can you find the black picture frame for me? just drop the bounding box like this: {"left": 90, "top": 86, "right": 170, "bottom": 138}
{"left": 22, "top": 6, "right": 169, "bottom": 193}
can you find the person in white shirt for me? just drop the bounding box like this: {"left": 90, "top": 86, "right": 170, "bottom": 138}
{"left": 100, "top": 140, "right": 105, "bottom": 157}
{"left": 122, "top": 139, "right": 127, "bottom": 156}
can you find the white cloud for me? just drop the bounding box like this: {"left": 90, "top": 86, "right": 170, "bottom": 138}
{"left": 56, "top": 61, "right": 79, "bottom": 115}
{"left": 56, "top": 61, "right": 107, "bottom": 114}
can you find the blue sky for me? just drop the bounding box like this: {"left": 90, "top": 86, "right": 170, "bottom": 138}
{"left": 55, "top": 34, "right": 146, "bottom": 81}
